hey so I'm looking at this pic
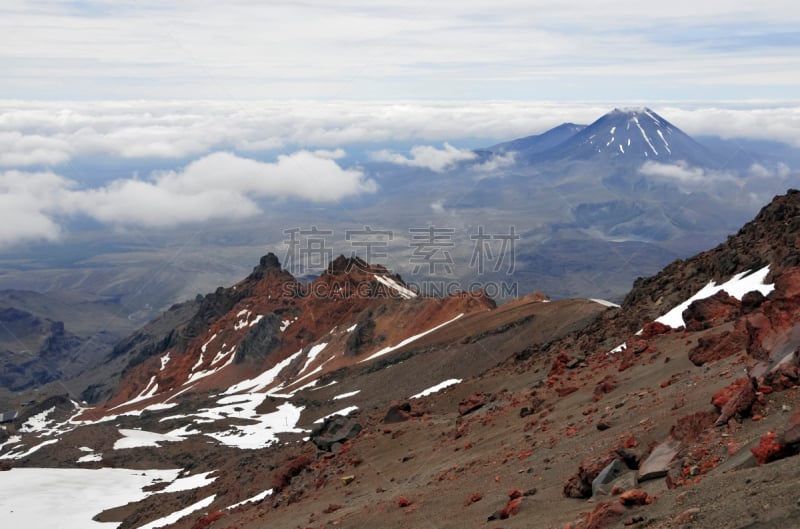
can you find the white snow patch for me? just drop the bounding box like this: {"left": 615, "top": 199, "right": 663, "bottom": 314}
{"left": 106, "top": 375, "right": 160, "bottom": 412}
{"left": 590, "top": 298, "right": 621, "bottom": 308}
{"left": 162, "top": 471, "right": 217, "bottom": 493}
{"left": 0, "top": 438, "right": 59, "bottom": 460}
{"left": 619, "top": 144, "right": 625, "bottom": 154}
{"left": 360, "top": 313, "right": 464, "bottom": 363}
{"left": 633, "top": 116, "right": 658, "bottom": 156}
{"left": 374, "top": 274, "right": 417, "bottom": 299}
{"left": 609, "top": 343, "right": 627, "bottom": 354}
{"left": 20, "top": 407, "right": 56, "bottom": 433}
{"left": 332, "top": 390, "right": 361, "bottom": 400}
{"left": 201, "top": 334, "right": 217, "bottom": 353}
{"left": 346, "top": 323, "right": 358, "bottom": 332}
{"left": 225, "top": 348, "right": 304, "bottom": 394}
{"left": 298, "top": 342, "right": 328, "bottom": 377}
{"left": 314, "top": 406, "right": 359, "bottom": 424}
{"left": 236, "top": 309, "right": 249, "bottom": 317}
{"left": 0, "top": 434, "right": 21, "bottom": 451}
{"left": 249, "top": 314, "right": 264, "bottom": 327}
{"left": 113, "top": 429, "right": 182, "bottom": 450}
{"left": 77, "top": 451, "right": 102, "bottom": 463}
{"left": 656, "top": 129, "right": 672, "bottom": 154}
{"left": 137, "top": 494, "right": 216, "bottom": 529}
{"left": 160, "top": 353, "right": 171, "bottom": 371}
{"left": 226, "top": 489, "right": 273, "bottom": 510}
{"left": 655, "top": 266, "right": 774, "bottom": 329}
{"left": 280, "top": 319, "right": 292, "bottom": 331}
{"left": 186, "top": 346, "right": 236, "bottom": 384}
{"left": 191, "top": 353, "right": 205, "bottom": 372}
{"left": 410, "top": 379, "right": 462, "bottom": 399}
{"left": 205, "top": 401, "right": 306, "bottom": 449}
{"left": 0, "top": 467, "right": 180, "bottom": 529}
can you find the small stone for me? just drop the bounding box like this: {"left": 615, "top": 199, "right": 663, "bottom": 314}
{"left": 619, "top": 489, "right": 649, "bottom": 506}
{"left": 597, "top": 420, "right": 611, "bottom": 431}
{"left": 341, "top": 475, "right": 355, "bottom": 485}
{"left": 674, "top": 507, "right": 700, "bottom": 524}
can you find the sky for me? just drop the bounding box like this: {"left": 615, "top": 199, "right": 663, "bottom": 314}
{"left": 2, "top": 0, "right": 800, "bottom": 100}
{"left": 1, "top": 1, "right": 800, "bottom": 247}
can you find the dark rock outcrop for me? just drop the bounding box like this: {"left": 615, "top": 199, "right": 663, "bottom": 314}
{"left": 311, "top": 414, "right": 363, "bottom": 452}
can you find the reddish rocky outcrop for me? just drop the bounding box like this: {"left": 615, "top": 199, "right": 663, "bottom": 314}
{"left": 564, "top": 453, "right": 617, "bottom": 498}
{"left": 682, "top": 290, "right": 741, "bottom": 331}
{"left": 712, "top": 378, "right": 756, "bottom": 427}
{"left": 458, "top": 393, "right": 486, "bottom": 416}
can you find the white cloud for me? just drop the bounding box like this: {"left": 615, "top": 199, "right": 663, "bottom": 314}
{"left": 371, "top": 143, "right": 477, "bottom": 172}
{"left": 153, "top": 151, "right": 376, "bottom": 202}
{"left": 0, "top": 132, "right": 73, "bottom": 167}
{"left": 639, "top": 160, "right": 742, "bottom": 190}
{"left": 0, "top": 151, "right": 376, "bottom": 246}
{"left": 0, "top": 170, "right": 72, "bottom": 244}
{"left": 470, "top": 152, "right": 516, "bottom": 173}
{"left": 658, "top": 106, "right": 800, "bottom": 148}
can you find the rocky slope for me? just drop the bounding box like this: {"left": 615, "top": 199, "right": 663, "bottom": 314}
{"left": 2, "top": 191, "right": 800, "bottom": 529}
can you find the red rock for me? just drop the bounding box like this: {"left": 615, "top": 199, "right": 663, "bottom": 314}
{"left": 714, "top": 378, "right": 756, "bottom": 426}
{"left": 584, "top": 501, "right": 625, "bottom": 529}
{"left": 549, "top": 351, "right": 572, "bottom": 376}
{"left": 383, "top": 400, "right": 412, "bottom": 423}
{"left": 507, "top": 489, "right": 523, "bottom": 499}
{"left": 751, "top": 431, "right": 792, "bottom": 464}
{"left": 459, "top": 393, "right": 486, "bottom": 416}
{"left": 594, "top": 375, "right": 618, "bottom": 401}
{"left": 682, "top": 290, "right": 741, "bottom": 331}
{"left": 640, "top": 321, "right": 672, "bottom": 340}
{"left": 397, "top": 497, "right": 412, "bottom": 508}
{"left": 619, "top": 489, "right": 649, "bottom": 506}
{"left": 741, "top": 290, "right": 766, "bottom": 313}
{"left": 322, "top": 504, "right": 343, "bottom": 514}
{"left": 563, "top": 454, "right": 617, "bottom": 498}
{"left": 689, "top": 327, "right": 747, "bottom": 365}
{"left": 669, "top": 411, "right": 717, "bottom": 444}
{"left": 774, "top": 267, "right": 800, "bottom": 300}
{"left": 191, "top": 511, "right": 225, "bottom": 529}
{"left": 556, "top": 386, "right": 579, "bottom": 397}
{"left": 498, "top": 496, "right": 523, "bottom": 518}
{"left": 464, "top": 492, "right": 483, "bottom": 506}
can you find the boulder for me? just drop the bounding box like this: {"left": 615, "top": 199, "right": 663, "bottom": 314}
{"left": 714, "top": 378, "right": 756, "bottom": 427}
{"left": 638, "top": 440, "right": 679, "bottom": 482}
{"left": 564, "top": 453, "right": 617, "bottom": 498}
{"left": 458, "top": 393, "right": 486, "bottom": 416}
{"left": 383, "top": 400, "right": 412, "bottom": 424}
{"left": 619, "top": 489, "right": 649, "bottom": 506}
{"left": 591, "top": 459, "right": 627, "bottom": 497}
{"left": 311, "top": 415, "right": 363, "bottom": 452}
{"left": 640, "top": 321, "right": 671, "bottom": 340}
{"left": 682, "top": 290, "right": 740, "bottom": 331}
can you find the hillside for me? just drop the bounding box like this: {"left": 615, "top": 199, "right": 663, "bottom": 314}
{"left": 1, "top": 191, "right": 800, "bottom": 529}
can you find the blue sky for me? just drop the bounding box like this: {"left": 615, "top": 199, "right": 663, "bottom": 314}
{"left": 2, "top": 0, "right": 800, "bottom": 100}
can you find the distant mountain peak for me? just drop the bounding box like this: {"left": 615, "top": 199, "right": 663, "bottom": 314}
{"left": 521, "top": 107, "right": 721, "bottom": 167}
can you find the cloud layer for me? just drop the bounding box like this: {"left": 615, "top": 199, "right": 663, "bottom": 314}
{"left": 0, "top": 150, "right": 376, "bottom": 245}
{"left": 3, "top": 101, "right": 800, "bottom": 171}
